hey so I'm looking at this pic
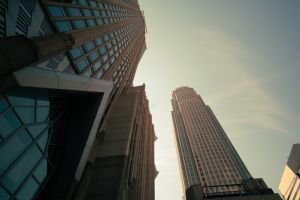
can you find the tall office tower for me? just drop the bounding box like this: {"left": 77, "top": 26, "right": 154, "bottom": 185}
{"left": 0, "top": 0, "right": 146, "bottom": 199}
{"left": 81, "top": 85, "right": 157, "bottom": 200}
{"left": 279, "top": 143, "right": 300, "bottom": 200}
{"left": 171, "top": 87, "right": 281, "bottom": 200}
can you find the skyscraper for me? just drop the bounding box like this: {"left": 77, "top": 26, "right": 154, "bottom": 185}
{"left": 279, "top": 143, "right": 300, "bottom": 200}
{"left": 0, "top": 0, "right": 147, "bottom": 199}
{"left": 171, "top": 87, "right": 281, "bottom": 200}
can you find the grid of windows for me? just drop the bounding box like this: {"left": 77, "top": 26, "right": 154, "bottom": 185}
{"left": 47, "top": 0, "right": 141, "bottom": 32}
{"left": 0, "top": 94, "right": 60, "bottom": 200}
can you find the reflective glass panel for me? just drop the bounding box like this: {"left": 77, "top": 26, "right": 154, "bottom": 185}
{"left": 14, "top": 107, "right": 35, "bottom": 124}
{"left": 73, "top": 20, "right": 86, "bottom": 29}
{"left": 76, "top": 59, "right": 89, "bottom": 72}
{"left": 0, "top": 128, "right": 31, "bottom": 175}
{"left": 0, "top": 97, "right": 8, "bottom": 112}
{"left": 48, "top": 6, "right": 65, "bottom": 17}
{"left": 86, "top": 19, "right": 96, "bottom": 27}
{"left": 17, "top": 178, "right": 39, "bottom": 200}
{"left": 0, "top": 186, "right": 9, "bottom": 200}
{"left": 89, "top": 52, "right": 98, "bottom": 62}
{"left": 56, "top": 21, "right": 72, "bottom": 32}
{"left": 68, "top": 7, "right": 81, "bottom": 16}
{"left": 82, "top": 9, "right": 92, "bottom": 16}
{"left": 33, "top": 159, "right": 47, "bottom": 183}
{"left": 0, "top": 109, "right": 22, "bottom": 138}
{"left": 3, "top": 145, "right": 42, "bottom": 193}
{"left": 69, "top": 47, "right": 84, "bottom": 59}
{"left": 84, "top": 42, "right": 95, "bottom": 51}
{"left": 95, "top": 38, "right": 104, "bottom": 46}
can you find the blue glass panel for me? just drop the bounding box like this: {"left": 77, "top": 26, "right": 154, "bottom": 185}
{"left": 16, "top": 178, "right": 39, "bottom": 200}
{"left": 48, "top": 6, "right": 65, "bottom": 17}
{"left": 73, "top": 20, "right": 86, "bottom": 29}
{"left": 98, "top": 2, "right": 104, "bottom": 9}
{"left": 68, "top": 7, "right": 81, "bottom": 16}
{"left": 103, "top": 18, "right": 109, "bottom": 24}
{"left": 69, "top": 47, "right": 84, "bottom": 59}
{"left": 84, "top": 42, "right": 95, "bottom": 51}
{"left": 76, "top": 59, "right": 89, "bottom": 72}
{"left": 0, "top": 99, "right": 8, "bottom": 112}
{"left": 99, "top": 46, "right": 107, "bottom": 55}
{"left": 96, "top": 18, "right": 104, "bottom": 25}
{"left": 103, "top": 35, "right": 109, "bottom": 41}
{"left": 0, "top": 128, "right": 31, "bottom": 175}
{"left": 95, "top": 38, "right": 104, "bottom": 46}
{"left": 33, "top": 159, "right": 47, "bottom": 183}
{"left": 37, "top": 132, "right": 48, "bottom": 151}
{"left": 3, "top": 145, "right": 42, "bottom": 193}
{"left": 78, "top": 0, "right": 88, "bottom": 6}
{"left": 86, "top": 19, "right": 96, "bottom": 27}
{"left": 37, "top": 99, "right": 49, "bottom": 106}
{"left": 82, "top": 9, "right": 92, "bottom": 16}
{"left": 0, "top": 186, "right": 10, "bottom": 200}
{"left": 36, "top": 107, "right": 49, "bottom": 123}
{"left": 7, "top": 96, "right": 34, "bottom": 106}
{"left": 106, "top": 42, "right": 112, "bottom": 50}
{"left": 94, "top": 62, "right": 101, "bottom": 70}
{"left": 27, "top": 124, "right": 47, "bottom": 138}
{"left": 89, "top": 52, "right": 98, "bottom": 62}
{"left": 0, "top": 109, "right": 22, "bottom": 138}
{"left": 14, "top": 107, "right": 35, "bottom": 124}
{"left": 101, "top": 10, "right": 106, "bottom": 16}
{"left": 55, "top": 21, "right": 72, "bottom": 32}
{"left": 89, "top": 1, "right": 97, "bottom": 7}
{"left": 83, "top": 69, "right": 92, "bottom": 77}
{"left": 92, "top": 10, "right": 100, "bottom": 16}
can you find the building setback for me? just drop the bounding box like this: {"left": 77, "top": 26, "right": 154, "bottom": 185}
{"left": 171, "top": 87, "right": 281, "bottom": 200}
{"left": 279, "top": 143, "right": 300, "bottom": 200}
{"left": 0, "top": 0, "right": 149, "bottom": 199}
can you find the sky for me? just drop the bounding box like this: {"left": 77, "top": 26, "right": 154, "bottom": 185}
{"left": 133, "top": 1, "right": 300, "bottom": 199}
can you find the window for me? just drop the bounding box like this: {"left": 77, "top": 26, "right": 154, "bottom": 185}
{"left": 86, "top": 19, "right": 96, "bottom": 27}
{"left": 89, "top": 1, "right": 97, "bottom": 7}
{"left": 75, "top": 59, "right": 89, "bottom": 72}
{"left": 48, "top": 6, "right": 65, "bottom": 17}
{"left": 68, "top": 8, "right": 81, "bottom": 16}
{"left": 73, "top": 20, "right": 86, "bottom": 29}
{"left": 84, "top": 42, "right": 95, "bottom": 52}
{"left": 69, "top": 47, "right": 84, "bottom": 59}
{"left": 103, "top": 34, "right": 110, "bottom": 41}
{"left": 82, "top": 9, "right": 92, "bottom": 16}
{"left": 96, "top": 19, "right": 103, "bottom": 25}
{"left": 92, "top": 10, "right": 100, "bottom": 16}
{"left": 55, "top": 21, "right": 72, "bottom": 32}
{"left": 78, "top": 0, "right": 88, "bottom": 6}
{"left": 98, "top": 46, "right": 107, "bottom": 55}
{"left": 89, "top": 52, "right": 98, "bottom": 62}
{"left": 96, "top": 69, "right": 104, "bottom": 79}
{"left": 95, "top": 38, "right": 104, "bottom": 46}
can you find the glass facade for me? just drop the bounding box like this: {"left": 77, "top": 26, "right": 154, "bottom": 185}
{"left": 0, "top": 94, "right": 56, "bottom": 199}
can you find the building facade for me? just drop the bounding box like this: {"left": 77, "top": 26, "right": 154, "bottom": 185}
{"left": 80, "top": 85, "right": 157, "bottom": 200}
{"left": 279, "top": 143, "right": 300, "bottom": 200}
{"left": 0, "top": 0, "right": 147, "bottom": 199}
{"left": 171, "top": 87, "right": 281, "bottom": 200}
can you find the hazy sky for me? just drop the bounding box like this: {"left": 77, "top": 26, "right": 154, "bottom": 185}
{"left": 133, "top": 1, "right": 300, "bottom": 199}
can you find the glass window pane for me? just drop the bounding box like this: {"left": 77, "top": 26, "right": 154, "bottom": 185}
{"left": 3, "top": 145, "right": 42, "bottom": 193}
{"left": 67, "top": 7, "right": 81, "bottom": 16}
{"left": 33, "top": 159, "right": 47, "bottom": 183}
{"left": 27, "top": 124, "right": 47, "bottom": 138}
{"left": 0, "top": 109, "right": 22, "bottom": 138}
{"left": 96, "top": 18, "right": 103, "bottom": 25}
{"left": 75, "top": 59, "right": 89, "bottom": 72}
{"left": 89, "top": 52, "right": 98, "bottom": 62}
{"left": 69, "top": 47, "right": 84, "bottom": 59}
{"left": 16, "top": 178, "right": 39, "bottom": 200}
{"left": 55, "top": 21, "right": 72, "bottom": 32}
{"left": 102, "top": 54, "right": 108, "bottom": 62}
{"left": 94, "top": 62, "right": 101, "bottom": 70}
{"left": 84, "top": 42, "right": 95, "bottom": 51}
{"left": 78, "top": 0, "right": 88, "bottom": 6}
{"left": 48, "top": 6, "right": 65, "bottom": 17}
{"left": 73, "top": 20, "right": 86, "bottom": 29}
{"left": 99, "top": 46, "right": 107, "bottom": 55}
{"left": 0, "top": 186, "right": 10, "bottom": 200}
{"left": 82, "top": 9, "right": 92, "bottom": 16}
{"left": 14, "top": 107, "right": 35, "bottom": 124}
{"left": 89, "top": 1, "right": 97, "bottom": 7}
{"left": 7, "top": 96, "right": 35, "bottom": 106}
{"left": 36, "top": 107, "right": 49, "bottom": 123}
{"left": 37, "top": 99, "right": 49, "bottom": 106}
{"left": 0, "top": 128, "right": 32, "bottom": 175}
{"left": 92, "top": 10, "right": 100, "bottom": 16}
{"left": 95, "top": 38, "right": 104, "bottom": 46}
{"left": 37, "top": 132, "right": 49, "bottom": 151}
{"left": 103, "top": 34, "right": 109, "bottom": 41}
{"left": 0, "top": 98, "right": 8, "bottom": 112}
{"left": 86, "top": 19, "right": 96, "bottom": 27}
{"left": 96, "top": 69, "right": 104, "bottom": 79}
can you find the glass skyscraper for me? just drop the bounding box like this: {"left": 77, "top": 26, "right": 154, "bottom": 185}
{"left": 171, "top": 87, "right": 281, "bottom": 200}
{"left": 0, "top": 0, "right": 146, "bottom": 199}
